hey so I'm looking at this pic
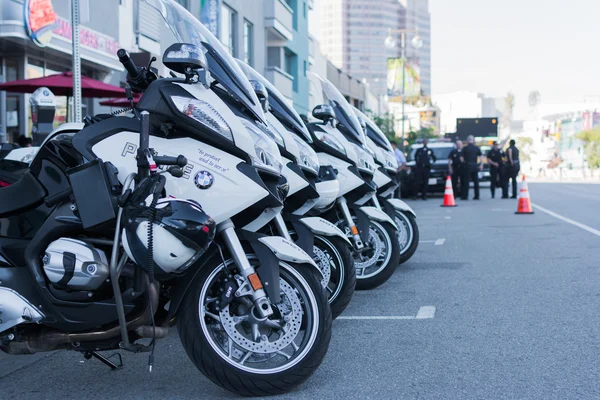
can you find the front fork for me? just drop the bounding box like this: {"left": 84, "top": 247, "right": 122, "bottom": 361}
{"left": 371, "top": 194, "right": 383, "bottom": 210}
{"left": 218, "top": 221, "right": 274, "bottom": 318}
{"left": 337, "top": 197, "right": 364, "bottom": 250}
{"left": 273, "top": 213, "right": 293, "bottom": 241}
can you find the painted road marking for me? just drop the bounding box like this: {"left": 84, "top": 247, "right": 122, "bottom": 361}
{"left": 434, "top": 238, "right": 446, "bottom": 246}
{"left": 337, "top": 316, "right": 415, "bottom": 320}
{"left": 445, "top": 216, "right": 452, "bottom": 220}
{"left": 533, "top": 203, "right": 600, "bottom": 237}
{"left": 337, "top": 306, "right": 436, "bottom": 320}
{"left": 416, "top": 306, "right": 437, "bottom": 319}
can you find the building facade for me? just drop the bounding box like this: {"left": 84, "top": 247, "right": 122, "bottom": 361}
{"left": 0, "top": 0, "right": 124, "bottom": 143}
{"left": 319, "top": 0, "right": 431, "bottom": 98}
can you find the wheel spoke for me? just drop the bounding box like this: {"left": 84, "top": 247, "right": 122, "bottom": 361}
{"left": 276, "top": 350, "right": 291, "bottom": 360}
{"left": 204, "top": 309, "right": 221, "bottom": 321}
{"left": 251, "top": 323, "right": 260, "bottom": 341}
{"left": 227, "top": 337, "right": 233, "bottom": 359}
{"left": 263, "top": 319, "right": 284, "bottom": 329}
{"left": 291, "top": 341, "right": 300, "bottom": 352}
{"left": 240, "top": 351, "right": 253, "bottom": 364}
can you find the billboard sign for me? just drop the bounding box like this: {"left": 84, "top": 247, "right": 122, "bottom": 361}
{"left": 387, "top": 57, "right": 420, "bottom": 102}
{"left": 455, "top": 118, "right": 498, "bottom": 138}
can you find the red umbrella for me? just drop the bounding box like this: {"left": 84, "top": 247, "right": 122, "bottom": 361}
{"left": 99, "top": 94, "right": 141, "bottom": 107}
{"left": 0, "top": 71, "right": 126, "bottom": 98}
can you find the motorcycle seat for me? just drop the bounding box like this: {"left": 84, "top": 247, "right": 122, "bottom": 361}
{"left": 0, "top": 171, "right": 47, "bottom": 218}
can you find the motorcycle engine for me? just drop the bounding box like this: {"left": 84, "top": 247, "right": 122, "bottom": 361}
{"left": 43, "top": 238, "right": 110, "bottom": 291}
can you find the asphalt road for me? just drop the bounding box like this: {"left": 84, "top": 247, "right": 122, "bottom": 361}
{"left": 2, "top": 182, "right": 600, "bottom": 399}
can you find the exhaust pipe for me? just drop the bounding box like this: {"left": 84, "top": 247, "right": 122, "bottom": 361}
{"left": 2, "top": 282, "right": 159, "bottom": 355}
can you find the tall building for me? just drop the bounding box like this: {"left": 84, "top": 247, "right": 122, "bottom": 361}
{"left": 319, "top": 0, "right": 431, "bottom": 100}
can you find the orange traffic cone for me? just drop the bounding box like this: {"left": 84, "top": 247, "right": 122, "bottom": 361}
{"left": 515, "top": 175, "right": 534, "bottom": 214}
{"left": 441, "top": 176, "right": 457, "bottom": 207}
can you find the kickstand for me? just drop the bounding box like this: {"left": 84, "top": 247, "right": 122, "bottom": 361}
{"left": 84, "top": 351, "right": 124, "bottom": 370}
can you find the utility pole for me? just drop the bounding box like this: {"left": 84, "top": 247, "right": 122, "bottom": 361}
{"left": 71, "top": 0, "right": 82, "bottom": 123}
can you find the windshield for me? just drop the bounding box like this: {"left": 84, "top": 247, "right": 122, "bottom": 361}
{"left": 307, "top": 72, "right": 365, "bottom": 146}
{"left": 408, "top": 146, "right": 454, "bottom": 162}
{"left": 143, "top": 0, "right": 265, "bottom": 124}
{"left": 352, "top": 106, "right": 392, "bottom": 152}
{"left": 236, "top": 60, "right": 312, "bottom": 143}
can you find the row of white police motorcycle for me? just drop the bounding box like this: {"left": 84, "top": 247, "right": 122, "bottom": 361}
{"left": 0, "top": 0, "right": 419, "bottom": 396}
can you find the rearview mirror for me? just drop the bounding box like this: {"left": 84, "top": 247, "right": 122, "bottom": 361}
{"left": 250, "top": 80, "right": 269, "bottom": 113}
{"left": 312, "top": 104, "right": 335, "bottom": 123}
{"left": 162, "top": 43, "right": 208, "bottom": 75}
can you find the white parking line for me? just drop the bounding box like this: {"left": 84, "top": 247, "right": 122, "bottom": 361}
{"left": 337, "top": 316, "right": 415, "bottom": 320}
{"left": 533, "top": 203, "right": 600, "bottom": 237}
{"left": 337, "top": 306, "right": 437, "bottom": 320}
{"left": 445, "top": 216, "right": 452, "bottom": 220}
{"left": 415, "top": 306, "right": 437, "bottom": 319}
{"left": 419, "top": 238, "right": 446, "bottom": 244}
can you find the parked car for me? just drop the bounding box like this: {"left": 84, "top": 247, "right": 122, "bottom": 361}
{"left": 399, "top": 141, "right": 455, "bottom": 198}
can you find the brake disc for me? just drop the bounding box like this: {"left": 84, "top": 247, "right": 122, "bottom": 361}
{"left": 312, "top": 244, "right": 332, "bottom": 287}
{"left": 354, "top": 226, "right": 384, "bottom": 270}
{"left": 219, "top": 278, "right": 303, "bottom": 354}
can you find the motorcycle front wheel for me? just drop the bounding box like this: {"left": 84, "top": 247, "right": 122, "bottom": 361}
{"left": 338, "top": 218, "right": 401, "bottom": 290}
{"left": 313, "top": 235, "right": 356, "bottom": 319}
{"left": 395, "top": 211, "right": 419, "bottom": 264}
{"left": 177, "top": 254, "right": 332, "bottom": 396}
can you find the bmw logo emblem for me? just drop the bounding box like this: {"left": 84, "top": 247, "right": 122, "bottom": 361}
{"left": 194, "top": 170, "right": 214, "bottom": 189}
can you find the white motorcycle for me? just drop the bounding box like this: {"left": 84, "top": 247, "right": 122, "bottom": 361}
{"left": 237, "top": 61, "right": 355, "bottom": 319}
{"left": 0, "top": 1, "right": 331, "bottom": 396}
{"left": 304, "top": 73, "right": 401, "bottom": 290}
{"left": 353, "top": 107, "right": 420, "bottom": 263}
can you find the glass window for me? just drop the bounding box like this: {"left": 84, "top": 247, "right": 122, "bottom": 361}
{"left": 243, "top": 20, "right": 253, "bottom": 66}
{"left": 220, "top": 4, "right": 236, "bottom": 56}
{"left": 286, "top": 0, "right": 298, "bottom": 30}
{"left": 284, "top": 50, "right": 298, "bottom": 92}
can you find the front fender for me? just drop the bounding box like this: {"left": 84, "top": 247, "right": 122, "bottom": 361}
{"left": 354, "top": 206, "right": 398, "bottom": 242}
{"left": 385, "top": 198, "right": 416, "bottom": 217}
{"left": 300, "top": 217, "right": 351, "bottom": 245}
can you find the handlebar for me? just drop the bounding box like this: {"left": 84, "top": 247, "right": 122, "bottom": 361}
{"left": 117, "top": 49, "right": 141, "bottom": 80}
{"left": 153, "top": 155, "right": 187, "bottom": 167}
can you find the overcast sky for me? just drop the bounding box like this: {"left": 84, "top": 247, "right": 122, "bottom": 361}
{"left": 311, "top": 0, "right": 600, "bottom": 118}
{"left": 431, "top": 0, "right": 600, "bottom": 115}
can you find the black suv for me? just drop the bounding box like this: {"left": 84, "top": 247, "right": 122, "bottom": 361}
{"left": 399, "top": 142, "right": 455, "bottom": 198}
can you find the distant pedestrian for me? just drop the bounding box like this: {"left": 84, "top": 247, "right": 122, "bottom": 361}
{"left": 391, "top": 140, "right": 407, "bottom": 198}
{"left": 506, "top": 139, "right": 520, "bottom": 198}
{"left": 413, "top": 138, "right": 437, "bottom": 200}
{"left": 447, "top": 140, "right": 465, "bottom": 195}
{"left": 461, "top": 135, "right": 483, "bottom": 200}
{"left": 486, "top": 141, "right": 507, "bottom": 198}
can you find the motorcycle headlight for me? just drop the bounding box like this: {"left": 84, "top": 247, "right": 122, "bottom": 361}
{"left": 262, "top": 121, "right": 285, "bottom": 148}
{"left": 351, "top": 143, "right": 376, "bottom": 174}
{"left": 313, "top": 129, "right": 346, "bottom": 156}
{"left": 385, "top": 151, "right": 399, "bottom": 173}
{"left": 171, "top": 96, "right": 233, "bottom": 142}
{"left": 242, "top": 120, "right": 283, "bottom": 175}
{"left": 293, "top": 135, "right": 320, "bottom": 175}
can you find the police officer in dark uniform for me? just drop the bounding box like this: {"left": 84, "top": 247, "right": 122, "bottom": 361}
{"left": 447, "top": 139, "right": 465, "bottom": 195}
{"left": 413, "top": 138, "right": 437, "bottom": 200}
{"left": 506, "top": 139, "right": 520, "bottom": 198}
{"left": 461, "top": 135, "right": 483, "bottom": 200}
{"left": 486, "top": 141, "right": 506, "bottom": 198}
